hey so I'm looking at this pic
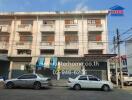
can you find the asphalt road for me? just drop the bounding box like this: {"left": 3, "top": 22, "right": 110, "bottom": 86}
{"left": 0, "top": 87, "right": 132, "bottom": 100}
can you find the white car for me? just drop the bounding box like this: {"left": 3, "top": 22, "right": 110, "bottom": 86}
{"left": 5, "top": 74, "right": 52, "bottom": 89}
{"left": 67, "top": 75, "right": 113, "bottom": 91}
{"left": 0, "top": 76, "right": 4, "bottom": 82}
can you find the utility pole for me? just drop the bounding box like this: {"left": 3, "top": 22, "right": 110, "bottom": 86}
{"left": 116, "top": 28, "right": 124, "bottom": 88}
{"left": 113, "top": 36, "right": 118, "bottom": 87}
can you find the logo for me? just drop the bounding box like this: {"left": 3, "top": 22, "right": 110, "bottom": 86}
{"left": 109, "top": 5, "right": 125, "bottom": 16}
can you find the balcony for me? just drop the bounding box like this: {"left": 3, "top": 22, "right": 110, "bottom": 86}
{"left": 64, "top": 24, "right": 78, "bottom": 32}
{"left": 16, "top": 24, "right": 33, "bottom": 33}
{"left": 14, "top": 49, "right": 31, "bottom": 57}
{"left": 0, "top": 42, "right": 9, "bottom": 50}
{"left": 40, "top": 42, "right": 54, "bottom": 49}
{"left": 88, "top": 24, "right": 103, "bottom": 31}
{"left": 40, "top": 24, "right": 55, "bottom": 32}
{"left": 16, "top": 42, "right": 32, "bottom": 49}
{"left": 88, "top": 41, "right": 104, "bottom": 50}
{"left": 0, "top": 25, "right": 10, "bottom": 33}
{"left": 65, "top": 42, "right": 79, "bottom": 49}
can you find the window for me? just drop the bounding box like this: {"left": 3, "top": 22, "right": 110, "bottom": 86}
{"left": 41, "top": 33, "right": 54, "bottom": 44}
{"left": 18, "top": 74, "right": 37, "bottom": 79}
{"left": 0, "top": 20, "right": 11, "bottom": 25}
{"left": 64, "top": 49, "right": 78, "bottom": 55}
{"left": 43, "top": 20, "right": 55, "bottom": 25}
{"left": 0, "top": 50, "right": 8, "bottom": 54}
{"left": 78, "top": 76, "right": 87, "bottom": 80}
{"left": 88, "top": 50, "right": 103, "bottom": 54}
{"left": 87, "top": 19, "right": 101, "bottom": 27}
{"left": 21, "top": 20, "right": 33, "bottom": 25}
{"left": 65, "top": 33, "right": 78, "bottom": 44}
{"left": 40, "top": 49, "right": 54, "bottom": 55}
{"left": 88, "top": 76, "right": 100, "bottom": 81}
{"left": 0, "top": 35, "right": 9, "bottom": 42}
{"left": 88, "top": 32, "right": 102, "bottom": 41}
{"left": 17, "top": 49, "right": 31, "bottom": 55}
{"left": 19, "top": 35, "right": 32, "bottom": 42}
{"left": 65, "top": 19, "right": 78, "bottom": 24}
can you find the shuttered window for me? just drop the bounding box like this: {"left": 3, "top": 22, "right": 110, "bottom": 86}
{"left": 88, "top": 19, "right": 101, "bottom": 27}
{"left": 88, "top": 32, "right": 102, "bottom": 41}
{"left": 65, "top": 33, "right": 78, "bottom": 43}
{"left": 65, "top": 19, "right": 78, "bottom": 24}
{"left": 0, "top": 36, "right": 9, "bottom": 42}
{"left": 19, "top": 35, "right": 32, "bottom": 42}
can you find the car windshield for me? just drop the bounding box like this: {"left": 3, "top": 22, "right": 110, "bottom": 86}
{"left": 37, "top": 74, "right": 45, "bottom": 78}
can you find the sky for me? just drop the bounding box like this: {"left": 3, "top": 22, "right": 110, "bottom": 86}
{"left": 0, "top": 0, "right": 132, "bottom": 54}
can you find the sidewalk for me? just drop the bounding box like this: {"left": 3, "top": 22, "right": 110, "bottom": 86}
{"left": 0, "top": 82, "right": 4, "bottom": 89}
{"left": 52, "top": 79, "right": 67, "bottom": 87}
{"left": 122, "top": 86, "right": 132, "bottom": 92}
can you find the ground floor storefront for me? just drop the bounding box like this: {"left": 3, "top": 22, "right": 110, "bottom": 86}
{"left": 3, "top": 54, "right": 116, "bottom": 80}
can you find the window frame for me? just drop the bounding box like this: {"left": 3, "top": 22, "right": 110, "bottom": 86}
{"left": 18, "top": 74, "right": 37, "bottom": 79}
{"left": 78, "top": 75, "right": 88, "bottom": 80}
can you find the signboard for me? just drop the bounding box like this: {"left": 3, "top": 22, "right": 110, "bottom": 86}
{"left": 109, "top": 5, "right": 124, "bottom": 16}
{"left": 84, "top": 61, "right": 107, "bottom": 70}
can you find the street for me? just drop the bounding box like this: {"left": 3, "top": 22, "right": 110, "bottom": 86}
{"left": 0, "top": 87, "right": 132, "bottom": 100}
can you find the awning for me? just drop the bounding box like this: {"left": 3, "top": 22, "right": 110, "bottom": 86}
{"left": 50, "top": 57, "right": 58, "bottom": 70}
{"left": 36, "top": 57, "right": 45, "bottom": 69}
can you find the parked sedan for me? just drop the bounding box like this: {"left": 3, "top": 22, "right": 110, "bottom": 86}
{"left": 67, "top": 75, "right": 113, "bottom": 91}
{"left": 5, "top": 74, "right": 52, "bottom": 89}
{"left": 0, "top": 76, "right": 4, "bottom": 82}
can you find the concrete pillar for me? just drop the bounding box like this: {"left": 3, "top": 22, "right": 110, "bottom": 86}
{"left": 57, "top": 62, "right": 61, "bottom": 80}
{"left": 82, "top": 66, "right": 86, "bottom": 75}
{"left": 107, "top": 59, "right": 111, "bottom": 81}
{"left": 8, "top": 61, "right": 13, "bottom": 79}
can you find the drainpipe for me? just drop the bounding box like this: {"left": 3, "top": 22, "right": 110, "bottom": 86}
{"left": 32, "top": 15, "right": 39, "bottom": 74}
{"left": 81, "top": 13, "right": 86, "bottom": 75}
{"left": 8, "top": 16, "right": 17, "bottom": 79}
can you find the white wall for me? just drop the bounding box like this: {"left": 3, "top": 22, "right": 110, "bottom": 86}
{"left": 126, "top": 41, "right": 132, "bottom": 74}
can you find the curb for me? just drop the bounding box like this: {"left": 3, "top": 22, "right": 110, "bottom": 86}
{"left": 0, "top": 82, "right": 4, "bottom": 89}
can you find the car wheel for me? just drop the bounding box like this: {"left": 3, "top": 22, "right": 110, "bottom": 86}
{"left": 73, "top": 84, "right": 81, "bottom": 90}
{"left": 33, "top": 82, "right": 41, "bottom": 90}
{"left": 102, "top": 85, "right": 110, "bottom": 91}
{"left": 6, "top": 82, "right": 14, "bottom": 89}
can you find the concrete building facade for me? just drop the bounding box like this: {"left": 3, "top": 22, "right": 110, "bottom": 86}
{"left": 126, "top": 39, "right": 132, "bottom": 75}
{"left": 0, "top": 11, "right": 111, "bottom": 80}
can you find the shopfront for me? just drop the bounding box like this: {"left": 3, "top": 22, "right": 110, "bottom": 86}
{"left": 84, "top": 54, "right": 116, "bottom": 80}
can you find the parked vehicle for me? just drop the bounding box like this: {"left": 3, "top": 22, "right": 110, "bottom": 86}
{"left": 5, "top": 73, "right": 52, "bottom": 89}
{"left": 67, "top": 75, "right": 113, "bottom": 91}
{"left": 123, "top": 76, "right": 132, "bottom": 85}
{"left": 111, "top": 72, "right": 132, "bottom": 86}
{"left": 0, "top": 76, "right": 4, "bottom": 82}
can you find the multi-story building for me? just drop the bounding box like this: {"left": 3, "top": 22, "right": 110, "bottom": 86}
{"left": 0, "top": 11, "right": 114, "bottom": 80}
{"left": 126, "top": 38, "right": 132, "bottom": 75}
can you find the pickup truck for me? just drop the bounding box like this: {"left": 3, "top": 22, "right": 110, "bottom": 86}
{"left": 67, "top": 75, "right": 113, "bottom": 91}
{"left": 123, "top": 75, "right": 132, "bottom": 86}
{"left": 111, "top": 72, "right": 132, "bottom": 86}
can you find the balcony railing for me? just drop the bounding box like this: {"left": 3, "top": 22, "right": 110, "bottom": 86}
{"left": 87, "top": 24, "right": 103, "bottom": 31}
{"left": 65, "top": 42, "right": 79, "bottom": 49}
{"left": 40, "top": 24, "right": 55, "bottom": 32}
{"left": 0, "top": 42, "right": 9, "bottom": 49}
{"left": 16, "top": 42, "right": 32, "bottom": 49}
{"left": 64, "top": 24, "right": 78, "bottom": 32}
{"left": 40, "top": 41, "right": 54, "bottom": 49}
{"left": 16, "top": 24, "right": 33, "bottom": 33}
{"left": 88, "top": 41, "right": 104, "bottom": 49}
{"left": 0, "top": 25, "right": 10, "bottom": 33}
